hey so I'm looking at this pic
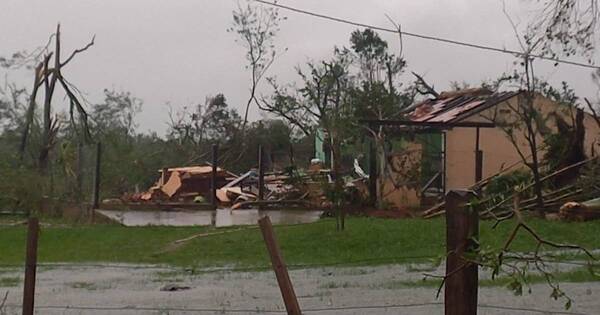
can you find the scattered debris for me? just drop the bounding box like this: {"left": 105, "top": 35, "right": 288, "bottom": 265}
{"left": 129, "top": 166, "right": 232, "bottom": 203}
{"left": 423, "top": 157, "right": 600, "bottom": 219}
{"left": 559, "top": 197, "right": 600, "bottom": 221}
{"left": 160, "top": 284, "right": 191, "bottom": 292}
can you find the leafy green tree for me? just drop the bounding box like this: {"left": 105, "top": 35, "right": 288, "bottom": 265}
{"left": 91, "top": 89, "right": 142, "bottom": 138}
{"left": 261, "top": 48, "right": 353, "bottom": 229}
{"left": 347, "top": 29, "right": 413, "bottom": 209}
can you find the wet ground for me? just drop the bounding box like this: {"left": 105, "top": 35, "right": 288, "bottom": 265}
{"left": 0, "top": 263, "right": 597, "bottom": 314}
{"left": 96, "top": 209, "right": 323, "bottom": 227}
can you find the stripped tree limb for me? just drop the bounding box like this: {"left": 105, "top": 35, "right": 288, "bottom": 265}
{"left": 18, "top": 61, "right": 45, "bottom": 160}
{"left": 584, "top": 98, "right": 600, "bottom": 129}
{"left": 60, "top": 35, "right": 95, "bottom": 67}
{"left": 412, "top": 71, "right": 439, "bottom": 98}
{"left": 19, "top": 24, "right": 95, "bottom": 171}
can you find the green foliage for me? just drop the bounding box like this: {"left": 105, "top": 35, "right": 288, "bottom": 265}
{"left": 576, "top": 159, "right": 600, "bottom": 199}
{"left": 0, "top": 162, "right": 44, "bottom": 214}
{"left": 484, "top": 170, "right": 532, "bottom": 199}
{"left": 91, "top": 89, "right": 142, "bottom": 137}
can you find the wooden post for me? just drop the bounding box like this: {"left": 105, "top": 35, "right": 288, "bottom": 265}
{"left": 445, "top": 190, "right": 479, "bottom": 315}
{"left": 160, "top": 167, "right": 169, "bottom": 186}
{"left": 22, "top": 218, "right": 39, "bottom": 315}
{"left": 211, "top": 144, "right": 218, "bottom": 208}
{"left": 474, "top": 127, "right": 483, "bottom": 185}
{"left": 475, "top": 151, "right": 483, "bottom": 183}
{"left": 76, "top": 141, "right": 83, "bottom": 203}
{"left": 91, "top": 142, "right": 101, "bottom": 209}
{"left": 368, "top": 138, "right": 377, "bottom": 207}
{"left": 442, "top": 132, "right": 447, "bottom": 195}
{"left": 258, "top": 145, "right": 265, "bottom": 201}
{"left": 258, "top": 216, "right": 301, "bottom": 315}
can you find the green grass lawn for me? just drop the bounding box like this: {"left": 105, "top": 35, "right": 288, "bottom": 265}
{"left": 1, "top": 216, "right": 600, "bottom": 269}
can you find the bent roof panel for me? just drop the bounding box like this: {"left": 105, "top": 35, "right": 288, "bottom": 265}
{"left": 409, "top": 90, "right": 521, "bottom": 124}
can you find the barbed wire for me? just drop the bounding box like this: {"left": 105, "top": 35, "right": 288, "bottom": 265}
{"left": 0, "top": 253, "right": 595, "bottom": 272}
{"left": 1, "top": 302, "right": 592, "bottom": 314}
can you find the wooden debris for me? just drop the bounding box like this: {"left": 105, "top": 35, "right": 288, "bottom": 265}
{"left": 559, "top": 197, "right": 600, "bottom": 221}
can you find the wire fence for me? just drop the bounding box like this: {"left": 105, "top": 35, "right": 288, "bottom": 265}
{"left": 0, "top": 252, "right": 594, "bottom": 273}
{"left": 1, "top": 302, "right": 593, "bottom": 314}
{"left": 0, "top": 255, "right": 596, "bottom": 315}
{"left": 1, "top": 215, "right": 598, "bottom": 314}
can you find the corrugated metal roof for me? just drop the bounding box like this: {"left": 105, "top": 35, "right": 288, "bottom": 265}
{"left": 409, "top": 89, "right": 521, "bottom": 124}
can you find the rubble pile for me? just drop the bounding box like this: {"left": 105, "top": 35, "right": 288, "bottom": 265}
{"left": 124, "top": 162, "right": 362, "bottom": 209}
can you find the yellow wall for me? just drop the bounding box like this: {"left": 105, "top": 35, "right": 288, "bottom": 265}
{"left": 445, "top": 94, "right": 600, "bottom": 190}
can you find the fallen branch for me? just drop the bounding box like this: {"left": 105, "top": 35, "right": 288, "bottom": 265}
{"left": 521, "top": 189, "right": 583, "bottom": 211}
{"left": 480, "top": 157, "right": 598, "bottom": 217}
{"left": 422, "top": 157, "right": 526, "bottom": 217}
{"left": 173, "top": 227, "right": 258, "bottom": 244}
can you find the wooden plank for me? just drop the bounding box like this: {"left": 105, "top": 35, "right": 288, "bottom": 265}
{"left": 445, "top": 190, "right": 478, "bottom": 315}
{"left": 258, "top": 216, "right": 301, "bottom": 315}
{"left": 22, "top": 218, "right": 39, "bottom": 315}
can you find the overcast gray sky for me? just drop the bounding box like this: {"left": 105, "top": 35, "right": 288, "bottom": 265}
{"left": 1, "top": 0, "right": 598, "bottom": 136}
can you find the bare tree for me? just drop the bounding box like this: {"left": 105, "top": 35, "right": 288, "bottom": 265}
{"left": 229, "top": 0, "right": 285, "bottom": 133}
{"left": 19, "top": 24, "right": 95, "bottom": 172}
{"left": 491, "top": 4, "right": 551, "bottom": 214}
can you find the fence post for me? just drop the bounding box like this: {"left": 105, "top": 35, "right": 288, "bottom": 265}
{"left": 258, "top": 216, "right": 301, "bottom": 315}
{"left": 445, "top": 190, "right": 479, "bottom": 315}
{"left": 258, "top": 145, "right": 265, "bottom": 201}
{"left": 211, "top": 144, "right": 218, "bottom": 208}
{"left": 76, "top": 141, "right": 83, "bottom": 203}
{"left": 22, "top": 218, "right": 39, "bottom": 315}
{"left": 474, "top": 127, "right": 483, "bottom": 188}
{"left": 91, "top": 142, "right": 102, "bottom": 209}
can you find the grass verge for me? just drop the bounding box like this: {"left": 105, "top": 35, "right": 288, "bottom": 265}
{"left": 0, "top": 216, "right": 599, "bottom": 268}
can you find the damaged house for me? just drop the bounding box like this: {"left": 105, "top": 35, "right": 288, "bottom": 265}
{"left": 136, "top": 166, "right": 232, "bottom": 202}
{"left": 369, "top": 88, "right": 600, "bottom": 209}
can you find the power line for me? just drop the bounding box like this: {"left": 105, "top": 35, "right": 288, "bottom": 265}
{"left": 254, "top": 0, "right": 600, "bottom": 70}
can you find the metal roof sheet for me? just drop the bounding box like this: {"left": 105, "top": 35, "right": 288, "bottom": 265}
{"left": 409, "top": 90, "right": 521, "bottom": 124}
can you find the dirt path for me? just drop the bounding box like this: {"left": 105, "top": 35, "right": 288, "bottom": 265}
{"left": 0, "top": 263, "right": 597, "bottom": 314}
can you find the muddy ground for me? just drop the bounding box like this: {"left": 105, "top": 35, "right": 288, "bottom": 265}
{"left": 0, "top": 263, "right": 597, "bottom": 314}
